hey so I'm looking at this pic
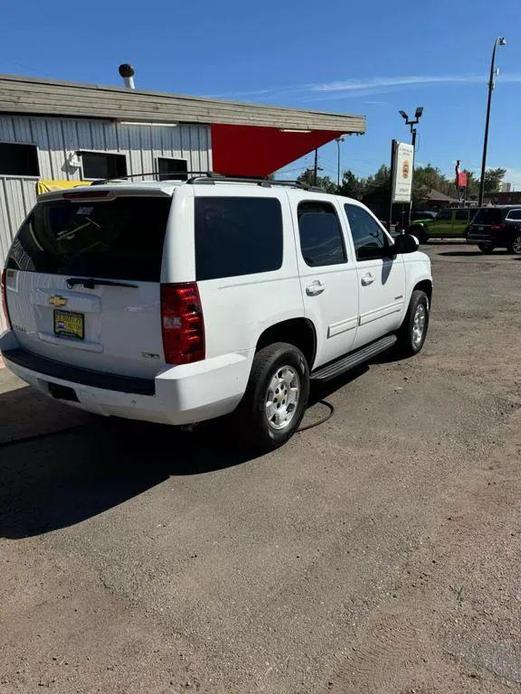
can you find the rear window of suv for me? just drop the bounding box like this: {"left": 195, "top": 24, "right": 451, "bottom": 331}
{"left": 7, "top": 195, "right": 172, "bottom": 282}
{"left": 471, "top": 208, "right": 504, "bottom": 225}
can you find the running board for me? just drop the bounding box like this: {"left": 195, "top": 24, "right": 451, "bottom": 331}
{"left": 311, "top": 334, "right": 397, "bottom": 381}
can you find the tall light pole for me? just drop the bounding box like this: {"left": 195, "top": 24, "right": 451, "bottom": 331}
{"left": 478, "top": 36, "right": 507, "bottom": 207}
{"left": 335, "top": 137, "right": 344, "bottom": 187}
{"left": 399, "top": 106, "right": 423, "bottom": 227}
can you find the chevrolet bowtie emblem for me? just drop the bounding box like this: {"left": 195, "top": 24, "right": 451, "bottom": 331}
{"left": 49, "top": 295, "right": 68, "bottom": 308}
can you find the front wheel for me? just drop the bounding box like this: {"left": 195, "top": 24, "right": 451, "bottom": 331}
{"left": 509, "top": 233, "right": 521, "bottom": 255}
{"left": 478, "top": 243, "right": 494, "bottom": 254}
{"left": 235, "top": 342, "right": 310, "bottom": 451}
{"left": 395, "top": 290, "right": 430, "bottom": 357}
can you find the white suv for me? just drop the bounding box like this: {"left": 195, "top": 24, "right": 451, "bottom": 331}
{"left": 1, "top": 176, "right": 432, "bottom": 449}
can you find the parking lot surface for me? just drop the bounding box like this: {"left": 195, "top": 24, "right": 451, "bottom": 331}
{"left": 1, "top": 243, "right": 521, "bottom": 694}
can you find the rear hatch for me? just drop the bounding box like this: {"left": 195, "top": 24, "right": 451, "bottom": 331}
{"left": 468, "top": 208, "right": 505, "bottom": 241}
{"left": 5, "top": 189, "right": 172, "bottom": 378}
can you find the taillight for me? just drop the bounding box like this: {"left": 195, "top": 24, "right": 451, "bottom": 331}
{"left": 490, "top": 224, "right": 504, "bottom": 232}
{"left": 160, "top": 282, "right": 205, "bottom": 365}
{"left": 1, "top": 268, "right": 12, "bottom": 329}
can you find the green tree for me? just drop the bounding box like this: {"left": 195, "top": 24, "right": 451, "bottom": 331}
{"left": 297, "top": 168, "right": 337, "bottom": 193}
{"left": 337, "top": 170, "right": 366, "bottom": 199}
{"left": 483, "top": 167, "right": 506, "bottom": 193}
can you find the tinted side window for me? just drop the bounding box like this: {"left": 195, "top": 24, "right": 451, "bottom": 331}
{"left": 455, "top": 210, "right": 470, "bottom": 221}
{"left": 195, "top": 197, "right": 283, "bottom": 281}
{"left": 507, "top": 209, "right": 521, "bottom": 221}
{"left": 435, "top": 209, "right": 451, "bottom": 221}
{"left": 344, "top": 204, "right": 389, "bottom": 261}
{"left": 297, "top": 201, "right": 346, "bottom": 267}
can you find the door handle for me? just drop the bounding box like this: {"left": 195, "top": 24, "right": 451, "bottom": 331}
{"left": 306, "top": 280, "right": 325, "bottom": 296}
{"left": 361, "top": 273, "right": 375, "bottom": 286}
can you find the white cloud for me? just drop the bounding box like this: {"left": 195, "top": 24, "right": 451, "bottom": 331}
{"left": 215, "top": 73, "right": 521, "bottom": 102}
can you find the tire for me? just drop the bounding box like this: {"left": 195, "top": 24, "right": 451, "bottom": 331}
{"left": 478, "top": 243, "right": 494, "bottom": 254}
{"left": 509, "top": 233, "right": 521, "bottom": 255}
{"left": 395, "top": 290, "right": 430, "bottom": 357}
{"left": 235, "top": 342, "right": 309, "bottom": 451}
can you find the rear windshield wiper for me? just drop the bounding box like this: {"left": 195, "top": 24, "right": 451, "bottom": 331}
{"left": 66, "top": 277, "right": 138, "bottom": 289}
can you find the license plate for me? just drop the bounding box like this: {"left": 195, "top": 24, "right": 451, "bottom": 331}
{"left": 478, "top": 226, "right": 484, "bottom": 231}
{"left": 54, "top": 310, "right": 85, "bottom": 340}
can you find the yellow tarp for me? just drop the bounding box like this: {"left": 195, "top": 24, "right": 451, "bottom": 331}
{"left": 36, "top": 180, "right": 92, "bottom": 195}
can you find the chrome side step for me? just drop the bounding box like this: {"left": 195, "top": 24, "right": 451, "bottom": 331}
{"left": 311, "top": 334, "right": 397, "bottom": 381}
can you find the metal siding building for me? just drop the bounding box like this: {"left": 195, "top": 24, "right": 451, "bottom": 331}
{"left": 0, "top": 114, "right": 211, "bottom": 260}
{"left": 0, "top": 74, "right": 365, "bottom": 331}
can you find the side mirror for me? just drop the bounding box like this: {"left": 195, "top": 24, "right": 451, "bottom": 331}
{"left": 393, "top": 233, "right": 419, "bottom": 254}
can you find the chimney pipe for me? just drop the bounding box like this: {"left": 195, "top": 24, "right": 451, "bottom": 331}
{"left": 118, "top": 63, "right": 135, "bottom": 90}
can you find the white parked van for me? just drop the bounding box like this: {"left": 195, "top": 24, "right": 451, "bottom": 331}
{"left": 1, "top": 175, "right": 432, "bottom": 449}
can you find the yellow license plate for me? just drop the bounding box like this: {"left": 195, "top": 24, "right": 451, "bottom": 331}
{"left": 54, "top": 310, "right": 85, "bottom": 340}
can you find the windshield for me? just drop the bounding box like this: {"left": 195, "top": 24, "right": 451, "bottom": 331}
{"left": 7, "top": 195, "right": 171, "bottom": 282}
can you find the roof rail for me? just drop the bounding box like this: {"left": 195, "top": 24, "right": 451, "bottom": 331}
{"left": 89, "top": 170, "right": 323, "bottom": 192}
{"left": 186, "top": 172, "right": 322, "bottom": 191}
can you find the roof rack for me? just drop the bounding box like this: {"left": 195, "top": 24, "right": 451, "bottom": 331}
{"left": 186, "top": 172, "right": 322, "bottom": 191}
{"left": 90, "top": 170, "right": 322, "bottom": 191}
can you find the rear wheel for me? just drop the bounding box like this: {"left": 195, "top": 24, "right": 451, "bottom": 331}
{"left": 235, "top": 342, "right": 309, "bottom": 451}
{"left": 395, "top": 290, "right": 430, "bottom": 357}
{"left": 478, "top": 243, "right": 494, "bottom": 254}
{"left": 509, "top": 233, "right": 521, "bottom": 255}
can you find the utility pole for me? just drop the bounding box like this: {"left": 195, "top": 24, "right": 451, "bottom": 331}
{"left": 478, "top": 37, "right": 507, "bottom": 207}
{"left": 335, "top": 137, "right": 344, "bottom": 187}
{"left": 313, "top": 148, "right": 318, "bottom": 185}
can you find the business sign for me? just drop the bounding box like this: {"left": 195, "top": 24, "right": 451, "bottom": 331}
{"left": 391, "top": 141, "right": 414, "bottom": 203}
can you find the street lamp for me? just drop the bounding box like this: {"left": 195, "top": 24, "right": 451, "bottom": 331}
{"left": 399, "top": 106, "right": 423, "bottom": 227}
{"left": 335, "top": 137, "right": 344, "bottom": 187}
{"left": 478, "top": 36, "right": 507, "bottom": 207}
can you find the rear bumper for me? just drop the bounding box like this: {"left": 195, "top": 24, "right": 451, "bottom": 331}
{"left": 467, "top": 229, "right": 514, "bottom": 247}
{"left": 1, "top": 332, "right": 253, "bottom": 426}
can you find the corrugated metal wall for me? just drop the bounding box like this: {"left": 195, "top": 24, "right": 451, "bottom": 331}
{"left": 0, "top": 114, "right": 212, "bottom": 332}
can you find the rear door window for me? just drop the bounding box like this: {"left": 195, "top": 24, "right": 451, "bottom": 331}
{"left": 7, "top": 195, "right": 172, "bottom": 282}
{"left": 455, "top": 210, "right": 470, "bottom": 221}
{"left": 195, "top": 197, "right": 283, "bottom": 281}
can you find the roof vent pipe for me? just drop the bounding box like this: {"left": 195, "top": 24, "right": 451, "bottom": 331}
{"left": 118, "top": 64, "right": 135, "bottom": 90}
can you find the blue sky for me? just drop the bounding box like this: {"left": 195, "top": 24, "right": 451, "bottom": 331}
{"left": 2, "top": 0, "right": 521, "bottom": 186}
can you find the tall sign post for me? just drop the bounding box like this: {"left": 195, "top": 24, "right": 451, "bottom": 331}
{"left": 389, "top": 140, "right": 414, "bottom": 232}
{"left": 455, "top": 160, "right": 468, "bottom": 204}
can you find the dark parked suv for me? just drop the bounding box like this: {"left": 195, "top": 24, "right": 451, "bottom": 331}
{"left": 466, "top": 206, "right": 521, "bottom": 254}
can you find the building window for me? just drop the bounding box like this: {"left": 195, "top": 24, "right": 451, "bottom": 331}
{"left": 156, "top": 157, "right": 188, "bottom": 181}
{"left": 297, "top": 201, "right": 347, "bottom": 267}
{"left": 0, "top": 142, "right": 40, "bottom": 176}
{"left": 80, "top": 152, "right": 127, "bottom": 180}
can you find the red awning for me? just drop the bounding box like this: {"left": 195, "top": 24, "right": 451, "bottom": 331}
{"left": 211, "top": 124, "right": 344, "bottom": 177}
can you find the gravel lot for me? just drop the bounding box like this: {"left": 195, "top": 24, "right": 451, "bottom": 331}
{"left": 1, "top": 242, "right": 521, "bottom": 694}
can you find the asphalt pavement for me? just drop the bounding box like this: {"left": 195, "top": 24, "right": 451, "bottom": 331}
{"left": 1, "top": 242, "right": 521, "bottom": 693}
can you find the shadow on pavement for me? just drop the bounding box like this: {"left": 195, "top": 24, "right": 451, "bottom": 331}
{"left": 439, "top": 250, "right": 511, "bottom": 257}
{"left": 0, "top": 357, "right": 380, "bottom": 540}
{"left": 0, "top": 384, "right": 261, "bottom": 540}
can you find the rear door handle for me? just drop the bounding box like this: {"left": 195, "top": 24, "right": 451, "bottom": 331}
{"left": 306, "top": 280, "right": 325, "bottom": 296}
{"left": 361, "top": 273, "right": 375, "bottom": 286}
